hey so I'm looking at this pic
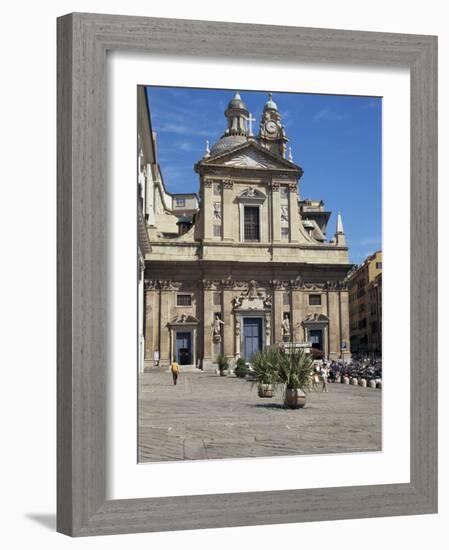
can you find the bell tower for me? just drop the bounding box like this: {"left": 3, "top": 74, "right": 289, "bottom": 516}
{"left": 258, "top": 93, "right": 288, "bottom": 158}
{"left": 224, "top": 91, "right": 249, "bottom": 136}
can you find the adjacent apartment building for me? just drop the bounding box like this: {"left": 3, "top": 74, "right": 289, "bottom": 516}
{"left": 347, "top": 250, "right": 382, "bottom": 356}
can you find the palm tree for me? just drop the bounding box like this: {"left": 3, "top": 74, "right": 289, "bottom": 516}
{"left": 277, "top": 347, "right": 314, "bottom": 408}
{"left": 250, "top": 347, "right": 280, "bottom": 397}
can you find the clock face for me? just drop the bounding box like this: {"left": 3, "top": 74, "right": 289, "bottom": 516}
{"left": 265, "top": 120, "right": 277, "bottom": 134}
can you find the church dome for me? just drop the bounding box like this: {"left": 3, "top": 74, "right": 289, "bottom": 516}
{"left": 209, "top": 134, "right": 248, "bottom": 157}
{"left": 227, "top": 91, "right": 247, "bottom": 111}
{"left": 264, "top": 93, "right": 278, "bottom": 111}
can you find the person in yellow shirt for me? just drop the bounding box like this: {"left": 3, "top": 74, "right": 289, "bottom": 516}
{"left": 170, "top": 361, "right": 180, "bottom": 385}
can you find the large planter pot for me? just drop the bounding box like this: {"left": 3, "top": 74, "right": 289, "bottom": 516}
{"left": 284, "top": 388, "right": 306, "bottom": 409}
{"left": 343, "top": 376, "right": 350, "bottom": 384}
{"left": 351, "top": 377, "right": 359, "bottom": 386}
{"left": 368, "top": 379, "right": 377, "bottom": 389}
{"left": 359, "top": 378, "right": 367, "bottom": 387}
{"left": 258, "top": 384, "right": 274, "bottom": 398}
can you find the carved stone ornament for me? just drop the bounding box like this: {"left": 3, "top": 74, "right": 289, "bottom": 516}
{"left": 221, "top": 278, "right": 234, "bottom": 290}
{"left": 302, "top": 282, "right": 326, "bottom": 291}
{"left": 339, "top": 280, "right": 349, "bottom": 291}
{"left": 232, "top": 280, "right": 272, "bottom": 311}
{"left": 290, "top": 276, "right": 302, "bottom": 290}
{"left": 270, "top": 279, "right": 288, "bottom": 291}
{"left": 280, "top": 206, "right": 289, "bottom": 222}
{"left": 302, "top": 313, "right": 329, "bottom": 324}
{"left": 144, "top": 279, "right": 158, "bottom": 291}
{"left": 202, "top": 279, "right": 219, "bottom": 290}
{"left": 203, "top": 178, "right": 214, "bottom": 188}
{"left": 222, "top": 178, "right": 234, "bottom": 189}
{"left": 235, "top": 317, "right": 241, "bottom": 336}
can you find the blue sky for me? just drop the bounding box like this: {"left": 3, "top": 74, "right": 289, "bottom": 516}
{"left": 145, "top": 86, "right": 382, "bottom": 265}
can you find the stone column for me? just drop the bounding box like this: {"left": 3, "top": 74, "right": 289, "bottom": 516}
{"left": 339, "top": 284, "right": 351, "bottom": 359}
{"left": 290, "top": 281, "right": 304, "bottom": 341}
{"left": 202, "top": 281, "right": 215, "bottom": 365}
{"left": 222, "top": 282, "right": 234, "bottom": 358}
{"left": 202, "top": 179, "right": 214, "bottom": 240}
{"left": 271, "top": 183, "right": 281, "bottom": 243}
{"left": 235, "top": 314, "right": 241, "bottom": 359}
{"left": 272, "top": 281, "right": 284, "bottom": 344}
{"left": 327, "top": 286, "right": 341, "bottom": 359}
{"left": 159, "top": 282, "right": 174, "bottom": 363}
{"left": 222, "top": 179, "right": 234, "bottom": 241}
{"left": 288, "top": 183, "right": 300, "bottom": 243}
{"left": 144, "top": 281, "right": 159, "bottom": 361}
{"left": 265, "top": 312, "right": 272, "bottom": 346}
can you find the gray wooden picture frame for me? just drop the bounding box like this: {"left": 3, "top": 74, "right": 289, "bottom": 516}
{"left": 57, "top": 12, "right": 438, "bottom": 537}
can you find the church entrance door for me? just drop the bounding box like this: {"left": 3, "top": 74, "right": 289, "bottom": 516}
{"left": 243, "top": 318, "right": 262, "bottom": 360}
{"left": 309, "top": 329, "right": 323, "bottom": 351}
{"left": 175, "top": 331, "right": 192, "bottom": 365}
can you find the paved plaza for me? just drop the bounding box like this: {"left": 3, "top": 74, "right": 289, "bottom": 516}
{"left": 138, "top": 368, "right": 382, "bottom": 462}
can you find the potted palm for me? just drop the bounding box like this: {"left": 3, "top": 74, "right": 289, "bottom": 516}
{"left": 234, "top": 357, "right": 248, "bottom": 378}
{"left": 250, "top": 348, "right": 279, "bottom": 398}
{"left": 277, "top": 347, "right": 314, "bottom": 408}
{"left": 216, "top": 353, "right": 229, "bottom": 376}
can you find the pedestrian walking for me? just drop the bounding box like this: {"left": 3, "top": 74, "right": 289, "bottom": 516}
{"left": 170, "top": 361, "right": 180, "bottom": 385}
{"left": 321, "top": 365, "right": 329, "bottom": 393}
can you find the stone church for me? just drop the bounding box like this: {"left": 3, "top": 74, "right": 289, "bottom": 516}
{"left": 137, "top": 87, "right": 352, "bottom": 369}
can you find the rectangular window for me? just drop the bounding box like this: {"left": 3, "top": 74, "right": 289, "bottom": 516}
{"left": 376, "top": 262, "right": 382, "bottom": 269}
{"left": 283, "top": 293, "right": 290, "bottom": 306}
{"left": 176, "top": 294, "right": 192, "bottom": 307}
{"left": 244, "top": 206, "right": 260, "bottom": 241}
{"left": 280, "top": 186, "right": 289, "bottom": 199}
{"left": 213, "top": 224, "right": 222, "bottom": 238}
{"left": 213, "top": 292, "right": 221, "bottom": 306}
{"left": 281, "top": 227, "right": 289, "bottom": 240}
{"left": 175, "top": 198, "right": 186, "bottom": 207}
{"left": 309, "top": 294, "right": 322, "bottom": 306}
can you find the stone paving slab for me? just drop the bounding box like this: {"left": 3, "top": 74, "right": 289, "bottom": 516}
{"left": 138, "top": 368, "right": 382, "bottom": 462}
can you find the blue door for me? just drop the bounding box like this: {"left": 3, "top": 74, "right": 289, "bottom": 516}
{"left": 176, "top": 332, "right": 192, "bottom": 365}
{"left": 309, "top": 329, "right": 323, "bottom": 351}
{"left": 243, "top": 318, "right": 262, "bottom": 360}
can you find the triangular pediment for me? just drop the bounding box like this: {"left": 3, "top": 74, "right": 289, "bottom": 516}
{"left": 200, "top": 141, "right": 301, "bottom": 172}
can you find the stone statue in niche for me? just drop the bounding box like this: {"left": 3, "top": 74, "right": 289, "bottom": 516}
{"left": 247, "top": 280, "right": 258, "bottom": 298}
{"left": 211, "top": 314, "right": 225, "bottom": 342}
{"left": 282, "top": 313, "right": 291, "bottom": 339}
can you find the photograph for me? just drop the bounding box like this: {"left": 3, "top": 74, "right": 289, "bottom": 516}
{"left": 137, "top": 85, "right": 383, "bottom": 462}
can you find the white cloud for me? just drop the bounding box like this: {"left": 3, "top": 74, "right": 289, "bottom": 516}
{"left": 314, "top": 107, "right": 346, "bottom": 121}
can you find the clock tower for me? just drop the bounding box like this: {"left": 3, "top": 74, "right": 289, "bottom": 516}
{"left": 257, "top": 93, "right": 288, "bottom": 158}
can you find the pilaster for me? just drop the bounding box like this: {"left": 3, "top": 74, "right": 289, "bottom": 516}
{"left": 339, "top": 284, "right": 351, "bottom": 358}
{"left": 327, "top": 286, "right": 341, "bottom": 359}
{"left": 144, "top": 281, "right": 159, "bottom": 361}
{"left": 222, "top": 281, "right": 234, "bottom": 357}
{"left": 272, "top": 280, "right": 284, "bottom": 344}
{"left": 288, "top": 183, "right": 300, "bottom": 243}
{"left": 202, "top": 178, "right": 214, "bottom": 240}
{"left": 271, "top": 183, "right": 281, "bottom": 242}
{"left": 159, "top": 282, "right": 174, "bottom": 362}
{"left": 222, "top": 179, "right": 234, "bottom": 241}
{"left": 202, "top": 280, "right": 215, "bottom": 362}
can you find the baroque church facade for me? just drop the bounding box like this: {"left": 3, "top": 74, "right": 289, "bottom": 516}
{"left": 138, "top": 87, "right": 352, "bottom": 369}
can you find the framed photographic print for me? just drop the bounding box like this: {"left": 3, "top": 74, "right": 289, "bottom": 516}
{"left": 57, "top": 13, "right": 437, "bottom": 536}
